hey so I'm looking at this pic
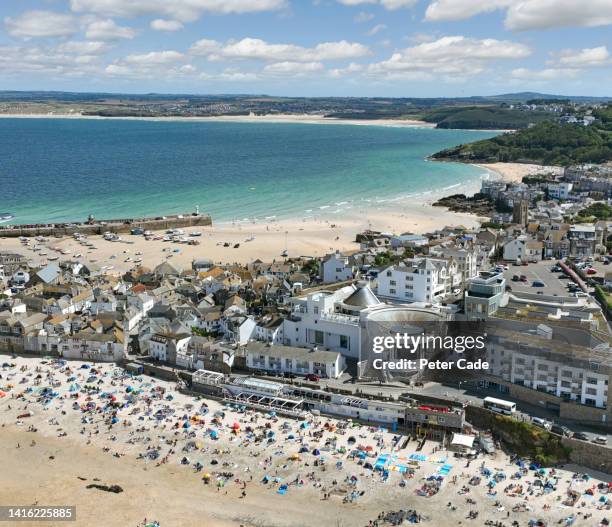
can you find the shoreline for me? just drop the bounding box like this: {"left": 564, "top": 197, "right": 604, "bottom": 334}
{"left": 0, "top": 171, "right": 491, "bottom": 267}
{"left": 0, "top": 112, "right": 436, "bottom": 128}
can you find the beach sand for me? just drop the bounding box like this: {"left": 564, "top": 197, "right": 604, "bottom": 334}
{"left": 0, "top": 112, "right": 435, "bottom": 129}
{"left": 1, "top": 355, "right": 609, "bottom": 527}
{"left": 0, "top": 199, "right": 483, "bottom": 271}
{"left": 475, "top": 163, "right": 564, "bottom": 184}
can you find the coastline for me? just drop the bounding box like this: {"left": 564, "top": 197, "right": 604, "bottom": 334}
{"left": 472, "top": 162, "right": 564, "bottom": 184}
{"left": 0, "top": 112, "right": 436, "bottom": 128}
{"left": 0, "top": 168, "right": 490, "bottom": 268}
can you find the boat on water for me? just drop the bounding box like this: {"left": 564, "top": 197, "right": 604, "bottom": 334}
{"left": 0, "top": 212, "right": 14, "bottom": 224}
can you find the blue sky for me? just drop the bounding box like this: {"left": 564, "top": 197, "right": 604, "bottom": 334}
{"left": 1, "top": 0, "right": 611, "bottom": 97}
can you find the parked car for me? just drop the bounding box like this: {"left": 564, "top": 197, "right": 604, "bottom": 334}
{"left": 551, "top": 424, "right": 572, "bottom": 437}
{"left": 532, "top": 417, "right": 551, "bottom": 430}
{"left": 305, "top": 374, "right": 320, "bottom": 382}
{"left": 520, "top": 275, "right": 528, "bottom": 282}
{"left": 572, "top": 432, "right": 589, "bottom": 441}
{"left": 532, "top": 280, "right": 545, "bottom": 287}
{"left": 593, "top": 436, "right": 608, "bottom": 445}
{"left": 512, "top": 275, "right": 520, "bottom": 282}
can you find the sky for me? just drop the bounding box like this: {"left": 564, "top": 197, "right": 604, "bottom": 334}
{"left": 0, "top": 0, "right": 611, "bottom": 97}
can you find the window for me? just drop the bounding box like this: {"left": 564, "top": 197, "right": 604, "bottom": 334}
{"left": 390, "top": 280, "right": 396, "bottom": 286}
{"left": 390, "top": 288, "right": 396, "bottom": 294}
{"left": 386, "top": 271, "right": 392, "bottom": 277}
{"left": 586, "top": 377, "right": 598, "bottom": 385}
{"left": 340, "top": 335, "right": 349, "bottom": 349}
{"left": 314, "top": 330, "right": 324, "bottom": 345}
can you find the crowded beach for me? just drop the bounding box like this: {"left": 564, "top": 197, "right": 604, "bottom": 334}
{"left": 1, "top": 355, "right": 610, "bottom": 527}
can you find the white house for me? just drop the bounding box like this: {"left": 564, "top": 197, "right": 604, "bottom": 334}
{"left": 503, "top": 237, "right": 543, "bottom": 262}
{"left": 89, "top": 293, "right": 118, "bottom": 315}
{"left": 219, "top": 314, "right": 256, "bottom": 345}
{"left": 245, "top": 341, "right": 346, "bottom": 379}
{"left": 320, "top": 251, "right": 356, "bottom": 284}
{"left": 547, "top": 182, "right": 573, "bottom": 200}
{"left": 429, "top": 245, "right": 479, "bottom": 284}
{"left": 377, "top": 258, "right": 461, "bottom": 304}
{"left": 57, "top": 332, "right": 125, "bottom": 362}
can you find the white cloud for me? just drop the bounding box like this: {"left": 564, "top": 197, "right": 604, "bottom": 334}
{"left": 367, "top": 35, "right": 530, "bottom": 79}
{"left": 56, "top": 40, "right": 109, "bottom": 54}
{"left": 85, "top": 19, "right": 136, "bottom": 40}
{"left": 558, "top": 46, "right": 610, "bottom": 67}
{"left": 0, "top": 44, "right": 102, "bottom": 77}
{"left": 4, "top": 10, "right": 78, "bottom": 38}
{"left": 329, "top": 62, "right": 364, "bottom": 77}
{"left": 190, "top": 37, "right": 370, "bottom": 62}
{"left": 263, "top": 61, "right": 325, "bottom": 76}
{"left": 105, "top": 64, "right": 131, "bottom": 76}
{"left": 70, "top": 0, "right": 287, "bottom": 23}
{"left": 505, "top": 0, "right": 612, "bottom": 30}
{"left": 425, "top": 0, "right": 612, "bottom": 31}
{"left": 124, "top": 51, "right": 185, "bottom": 64}
{"left": 354, "top": 11, "right": 374, "bottom": 22}
{"left": 338, "top": 0, "right": 416, "bottom": 9}
{"left": 511, "top": 67, "right": 579, "bottom": 80}
{"left": 200, "top": 69, "right": 259, "bottom": 81}
{"left": 425, "top": 0, "right": 511, "bottom": 22}
{"left": 150, "top": 19, "right": 184, "bottom": 31}
{"left": 367, "top": 24, "right": 387, "bottom": 36}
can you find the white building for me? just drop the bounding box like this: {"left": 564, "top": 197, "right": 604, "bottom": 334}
{"left": 245, "top": 341, "right": 346, "bottom": 379}
{"left": 319, "top": 251, "right": 356, "bottom": 284}
{"left": 429, "top": 245, "right": 479, "bottom": 284}
{"left": 547, "top": 182, "right": 573, "bottom": 200}
{"left": 57, "top": 332, "right": 125, "bottom": 362}
{"left": 282, "top": 284, "right": 379, "bottom": 359}
{"left": 377, "top": 258, "right": 461, "bottom": 304}
{"left": 503, "top": 237, "right": 543, "bottom": 262}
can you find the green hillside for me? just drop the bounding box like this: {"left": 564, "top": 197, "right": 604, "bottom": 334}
{"left": 432, "top": 108, "right": 612, "bottom": 165}
{"left": 421, "top": 106, "right": 551, "bottom": 129}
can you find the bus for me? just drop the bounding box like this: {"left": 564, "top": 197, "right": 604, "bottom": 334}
{"left": 483, "top": 397, "right": 516, "bottom": 415}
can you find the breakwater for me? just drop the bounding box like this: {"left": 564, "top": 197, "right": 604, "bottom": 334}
{"left": 0, "top": 213, "right": 212, "bottom": 238}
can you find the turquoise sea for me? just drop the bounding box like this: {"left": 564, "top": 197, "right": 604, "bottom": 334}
{"left": 0, "top": 118, "right": 496, "bottom": 225}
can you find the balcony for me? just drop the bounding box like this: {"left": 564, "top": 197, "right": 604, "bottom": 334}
{"left": 319, "top": 312, "right": 359, "bottom": 326}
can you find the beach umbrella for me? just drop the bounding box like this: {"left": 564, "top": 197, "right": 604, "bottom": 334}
{"left": 232, "top": 422, "right": 240, "bottom": 430}
{"left": 210, "top": 430, "right": 218, "bottom": 439}
{"left": 312, "top": 448, "right": 320, "bottom": 456}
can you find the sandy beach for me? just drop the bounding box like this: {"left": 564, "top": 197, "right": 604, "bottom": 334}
{"left": 0, "top": 112, "right": 436, "bottom": 128}
{"left": 475, "top": 163, "right": 564, "bottom": 184}
{"left": 1, "top": 355, "right": 610, "bottom": 527}
{"left": 0, "top": 189, "right": 485, "bottom": 271}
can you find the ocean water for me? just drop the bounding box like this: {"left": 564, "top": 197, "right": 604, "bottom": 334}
{"left": 0, "top": 118, "right": 496, "bottom": 225}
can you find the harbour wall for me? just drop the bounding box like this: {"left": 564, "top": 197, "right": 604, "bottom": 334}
{"left": 0, "top": 213, "right": 212, "bottom": 238}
